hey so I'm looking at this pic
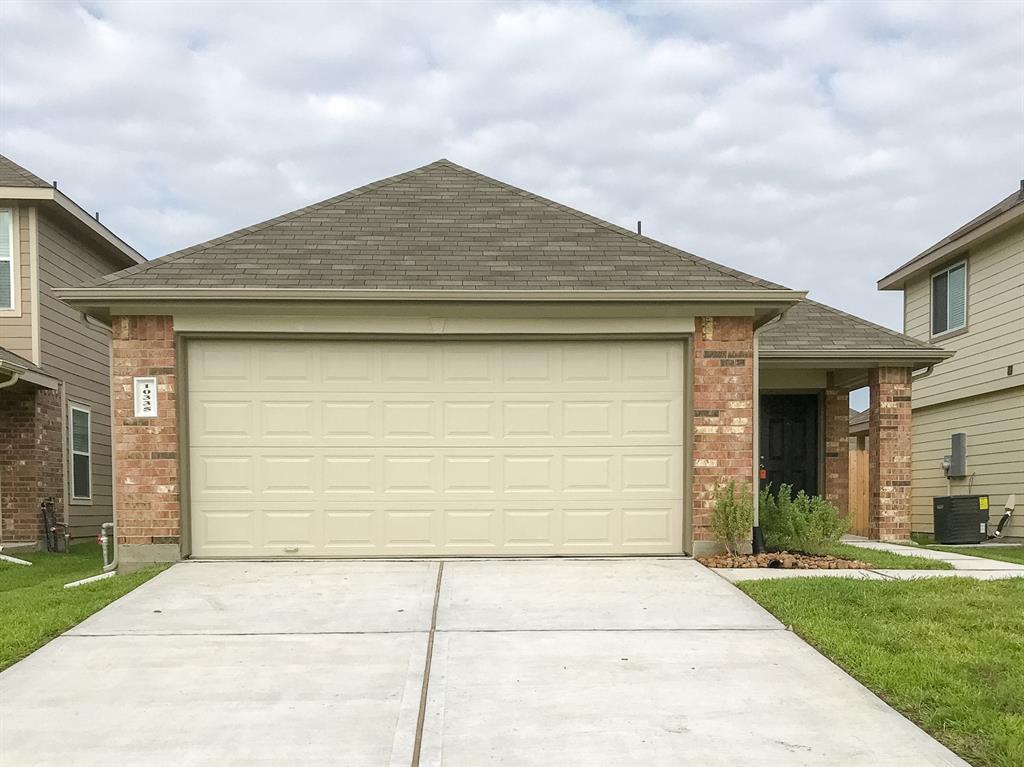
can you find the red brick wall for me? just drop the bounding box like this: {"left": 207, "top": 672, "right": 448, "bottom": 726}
{"left": 0, "top": 383, "right": 64, "bottom": 543}
{"left": 823, "top": 374, "right": 850, "bottom": 514}
{"left": 868, "top": 366, "right": 912, "bottom": 540}
{"left": 692, "top": 316, "right": 754, "bottom": 543}
{"left": 112, "top": 316, "right": 179, "bottom": 547}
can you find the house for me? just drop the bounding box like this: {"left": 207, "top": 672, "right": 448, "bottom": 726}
{"left": 0, "top": 155, "right": 144, "bottom": 546}
{"left": 55, "top": 160, "right": 949, "bottom": 568}
{"left": 879, "top": 184, "right": 1024, "bottom": 539}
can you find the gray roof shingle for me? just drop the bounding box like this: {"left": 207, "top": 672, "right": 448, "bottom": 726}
{"left": 91, "top": 159, "right": 789, "bottom": 292}
{"left": 761, "top": 299, "right": 938, "bottom": 353}
{"left": 0, "top": 154, "right": 51, "bottom": 188}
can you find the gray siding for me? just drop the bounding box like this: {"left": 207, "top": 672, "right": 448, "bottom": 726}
{"left": 0, "top": 203, "right": 35, "bottom": 361}
{"left": 36, "top": 211, "right": 119, "bottom": 538}
{"left": 911, "top": 387, "right": 1024, "bottom": 539}
{"left": 904, "top": 223, "right": 1024, "bottom": 409}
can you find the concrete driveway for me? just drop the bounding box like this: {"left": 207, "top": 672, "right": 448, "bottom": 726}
{"left": 0, "top": 559, "right": 968, "bottom": 766}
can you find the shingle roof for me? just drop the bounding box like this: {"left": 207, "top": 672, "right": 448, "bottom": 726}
{"left": 880, "top": 184, "right": 1024, "bottom": 287}
{"left": 0, "top": 345, "right": 47, "bottom": 375}
{"left": 912, "top": 186, "right": 1024, "bottom": 263}
{"left": 91, "top": 159, "right": 789, "bottom": 292}
{"left": 0, "top": 154, "right": 51, "bottom": 188}
{"left": 760, "top": 299, "right": 938, "bottom": 353}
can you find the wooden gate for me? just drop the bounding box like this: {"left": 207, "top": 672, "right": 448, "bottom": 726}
{"left": 848, "top": 448, "right": 870, "bottom": 536}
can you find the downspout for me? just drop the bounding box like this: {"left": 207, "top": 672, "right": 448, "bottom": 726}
{"left": 102, "top": 334, "right": 118, "bottom": 573}
{"left": 911, "top": 364, "right": 935, "bottom": 381}
{"left": 0, "top": 371, "right": 21, "bottom": 390}
{"left": 751, "top": 310, "right": 790, "bottom": 554}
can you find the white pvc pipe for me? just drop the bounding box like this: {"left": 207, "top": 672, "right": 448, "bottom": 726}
{"left": 63, "top": 571, "right": 116, "bottom": 589}
{"left": 0, "top": 553, "right": 32, "bottom": 566}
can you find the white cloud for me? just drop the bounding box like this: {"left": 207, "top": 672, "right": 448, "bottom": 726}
{"left": 1, "top": 0, "right": 1020, "bottom": 330}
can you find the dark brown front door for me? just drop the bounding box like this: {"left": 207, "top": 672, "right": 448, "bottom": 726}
{"left": 759, "top": 394, "right": 819, "bottom": 497}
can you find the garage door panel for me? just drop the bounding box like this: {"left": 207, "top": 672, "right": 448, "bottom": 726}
{"left": 323, "top": 507, "right": 379, "bottom": 550}
{"left": 188, "top": 339, "right": 685, "bottom": 557}
{"left": 189, "top": 391, "right": 681, "bottom": 447}
{"left": 191, "top": 447, "right": 681, "bottom": 501}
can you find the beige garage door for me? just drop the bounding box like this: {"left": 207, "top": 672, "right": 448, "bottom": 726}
{"left": 187, "top": 339, "right": 685, "bottom": 557}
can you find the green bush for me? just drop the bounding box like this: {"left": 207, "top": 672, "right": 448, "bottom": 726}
{"left": 711, "top": 480, "right": 753, "bottom": 554}
{"left": 759, "top": 484, "right": 849, "bottom": 555}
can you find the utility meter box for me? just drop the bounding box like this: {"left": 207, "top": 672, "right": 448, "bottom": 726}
{"left": 933, "top": 495, "right": 989, "bottom": 544}
{"left": 947, "top": 432, "right": 968, "bottom": 477}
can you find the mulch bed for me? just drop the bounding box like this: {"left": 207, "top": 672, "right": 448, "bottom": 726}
{"left": 697, "top": 552, "right": 870, "bottom": 569}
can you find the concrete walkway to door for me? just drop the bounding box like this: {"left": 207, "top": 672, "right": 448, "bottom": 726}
{"left": 0, "top": 558, "right": 968, "bottom": 766}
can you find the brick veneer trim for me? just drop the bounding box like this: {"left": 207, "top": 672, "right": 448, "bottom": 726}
{"left": 868, "top": 366, "right": 913, "bottom": 541}
{"left": 691, "top": 316, "right": 755, "bottom": 543}
{"left": 112, "top": 315, "right": 180, "bottom": 547}
{"left": 0, "top": 385, "right": 64, "bottom": 543}
{"left": 823, "top": 375, "right": 850, "bottom": 514}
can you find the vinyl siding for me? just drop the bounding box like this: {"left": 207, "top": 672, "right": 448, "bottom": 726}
{"left": 36, "top": 211, "right": 120, "bottom": 538}
{"left": 904, "top": 223, "right": 1024, "bottom": 410}
{"left": 911, "top": 387, "right": 1024, "bottom": 538}
{"left": 0, "top": 204, "right": 35, "bottom": 361}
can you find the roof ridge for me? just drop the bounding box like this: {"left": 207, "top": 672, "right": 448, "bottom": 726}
{"left": 438, "top": 160, "right": 786, "bottom": 290}
{"left": 802, "top": 298, "right": 933, "bottom": 349}
{"left": 94, "top": 159, "right": 453, "bottom": 285}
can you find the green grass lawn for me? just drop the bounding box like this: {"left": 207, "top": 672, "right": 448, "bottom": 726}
{"left": 740, "top": 577, "right": 1024, "bottom": 767}
{"left": 825, "top": 542, "right": 953, "bottom": 570}
{"left": 0, "top": 543, "right": 167, "bottom": 671}
{"left": 927, "top": 546, "right": 1024, "bottom": 566}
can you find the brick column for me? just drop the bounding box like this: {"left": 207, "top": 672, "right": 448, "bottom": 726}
{"left": 0, "top": 384, "right": 64, "bottom": 544}
{"left": 112, "top": 315, "right": 180, "bottom": 569}
{"left": 868, "top": 366, "right": 912, "bottom": 540}
{"left": 692, "top": 316, "right": 754, "bottom": 553}
{"left": 823, "top": 374, "right": 850, "bottom": 513}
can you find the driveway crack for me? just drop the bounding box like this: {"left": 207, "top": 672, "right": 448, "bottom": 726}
{"left": 412, "top": 560, "right": 444, "bottom": 767}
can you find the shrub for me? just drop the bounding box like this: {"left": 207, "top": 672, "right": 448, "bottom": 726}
{"left": 759, "top": 484, "right": 850, "bottom": 555}
{"left": 711, "top": 480, "right": 754, "bottom": 555}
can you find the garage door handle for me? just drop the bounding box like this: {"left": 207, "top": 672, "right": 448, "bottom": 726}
{"left": 283, "top": 547, "right": 299, "bottom": 553}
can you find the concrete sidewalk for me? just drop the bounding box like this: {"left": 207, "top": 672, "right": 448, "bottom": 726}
{"left": 0, "top": 558, "right": 970, "bottom": 766}
{"left": 716, "top": 540, "right": 1024, "bottom": 583}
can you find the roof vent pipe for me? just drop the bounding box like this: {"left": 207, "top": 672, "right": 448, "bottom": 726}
{"left": 636, "top": 220, "right": 642, "bottom": 235}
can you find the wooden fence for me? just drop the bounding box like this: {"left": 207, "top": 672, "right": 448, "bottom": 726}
{"left": 848, "top": 448, "right": 870, "bottom": 537}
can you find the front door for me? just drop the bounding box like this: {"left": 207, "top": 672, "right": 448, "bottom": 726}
{"left": 759, "top": 394, "right": 819, "bottom": 497}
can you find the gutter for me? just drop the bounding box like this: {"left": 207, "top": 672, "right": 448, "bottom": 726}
{"left": 54, "top": 286, "right": 809, "bottom": 305}
{"left": 911, "top": 364, "right": 936, "bottom": 381}
{"left": 0, "top": 359, "right": 60, "bottom": 390}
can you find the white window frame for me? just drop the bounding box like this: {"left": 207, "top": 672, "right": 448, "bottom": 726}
{"left": 0, "top": 207, "right": 19, "bottom": 316}
{"left": 69, "top": 403, "right": 93, "bottom": 504}
{"left": 930, "top": 259, "right": 968, "bottom": 338}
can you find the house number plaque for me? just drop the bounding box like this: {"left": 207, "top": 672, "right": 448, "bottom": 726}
{"left": 133, "top": 377, "right": 158, "bottom": 418}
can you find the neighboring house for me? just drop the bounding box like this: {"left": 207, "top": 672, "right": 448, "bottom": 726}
{"left": 56, "top": 160, "right": 949, "bottom": 568}
{"left": 0, "top": 154, "right": 144, "bottom": 545}
{"left": 879, "top": 184, "right": 1024, "bottom": 539}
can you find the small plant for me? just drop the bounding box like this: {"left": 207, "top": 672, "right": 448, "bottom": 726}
{"left": 711, "top": 480, "right": 754, "bottom": 555}
{"left": 760, "top": 484, "right": 850, "bottom": 555}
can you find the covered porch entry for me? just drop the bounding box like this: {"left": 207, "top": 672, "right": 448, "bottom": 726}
{"left": 757, "top": 300, "right": 952, "bottom": 541}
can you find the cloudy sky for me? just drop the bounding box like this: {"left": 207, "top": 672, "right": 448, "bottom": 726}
{"left": 1, "top": 0, "right": 1021, "bottom": 331}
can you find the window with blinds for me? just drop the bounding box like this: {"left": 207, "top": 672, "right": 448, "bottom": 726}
{"left": 0, "top": 209, "right": 13, "bottom": 311}
{"left": 932, "top": 261, "right": 967, "bottom": 335}
{"left": 70, "top": 405, "right": 92, "bottom": 502}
